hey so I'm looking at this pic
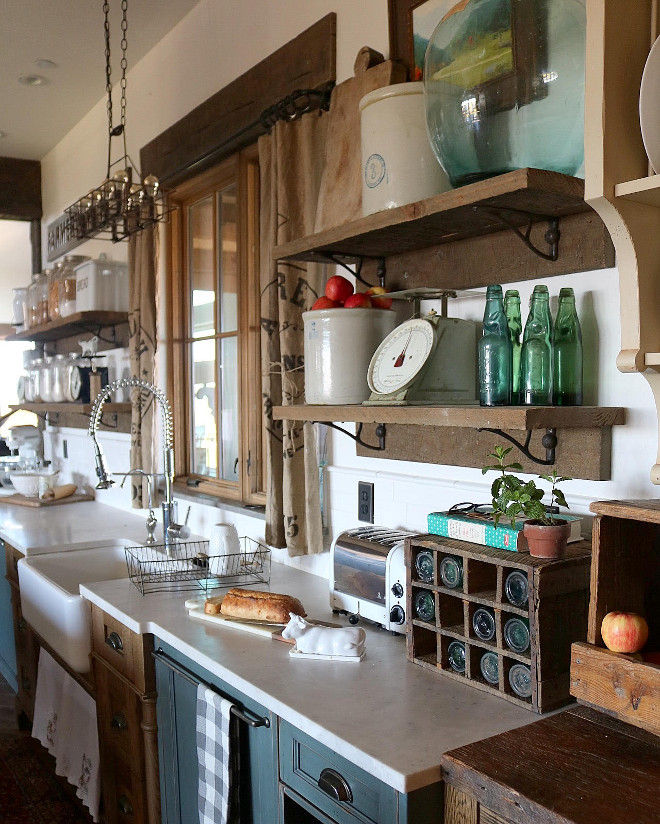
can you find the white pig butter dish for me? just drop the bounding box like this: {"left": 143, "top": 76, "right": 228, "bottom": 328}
{"left": 282, "top": 614, "right": 366, "bottom": 661}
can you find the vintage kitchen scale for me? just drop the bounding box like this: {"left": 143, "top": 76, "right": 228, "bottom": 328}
{"left": 364, "top": 288, "right": 479, "bottom": 406}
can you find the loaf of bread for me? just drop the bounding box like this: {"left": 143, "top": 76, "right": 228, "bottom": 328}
{"left": 204, "top": 596, "right": 224, "bottom": 616}
{"left": 217, "top": 588, "right": 306, "bottom": 623}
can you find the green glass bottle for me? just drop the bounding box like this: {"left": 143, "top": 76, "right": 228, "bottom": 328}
{"left": 504, "top": 289, "right": 522, "bottom": 404}
{"left": 478, "top": 284, "right": 512, "bottom": 407}
{"left": 520, "top": 284, "right": 553, "bottom": 405}
{"left": 552, "top": 287, "right": 583, "bottom": 406}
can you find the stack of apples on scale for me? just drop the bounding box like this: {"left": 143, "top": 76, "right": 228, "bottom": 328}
{"left": 311, "top": 275, "right": 392, "bottom": 311}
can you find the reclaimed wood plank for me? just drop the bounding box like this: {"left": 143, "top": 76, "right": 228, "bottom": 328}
{"left": 140, "top": 14, "right": 336, "bottom": 186}
{"left": 442, "top": 709, "right": 660, "bottom": 824}
{"left": 571, "top": 641, "right": 660, "bottom": 736}
{"left": 0, "top": 157, "right": 41, "bottom": 220}
{"left": 444, "top": 785, "right": 478, "bottom": 824}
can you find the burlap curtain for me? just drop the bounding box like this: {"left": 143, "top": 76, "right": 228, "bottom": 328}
{"left": 128, "top": 225, "right": 158, "bottom": 509}
{"left": 259, "top": 113, "right": 328, "bottom": 556}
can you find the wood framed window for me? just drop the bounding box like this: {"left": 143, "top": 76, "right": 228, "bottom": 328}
{"left": 167, "top": 146, "right": 265, "bottom": 505}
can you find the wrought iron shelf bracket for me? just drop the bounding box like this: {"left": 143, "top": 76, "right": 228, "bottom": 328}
{"left": 472, "top": 205, "right": 561, "bottom": 261}
{"left": 315, "top": 421, "right": 387, "bottom": 451}
{"left": 477, "top": 426, "right": 557, "bottom": 465}
{"left": 317, "top": 253, "right": 387, "bottom": 289}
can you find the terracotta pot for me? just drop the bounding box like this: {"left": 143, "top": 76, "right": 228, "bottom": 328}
{"left": 523, "top": 519, "right": 572, "bottom": 559}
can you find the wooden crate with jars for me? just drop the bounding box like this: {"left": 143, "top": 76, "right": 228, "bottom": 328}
{"left": 406, "top": 534, "right": 592, "bottom": 713}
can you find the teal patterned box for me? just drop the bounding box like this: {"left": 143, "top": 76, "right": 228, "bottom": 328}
{"left": 427, "top": 511, "right": 581, "bottom": 553}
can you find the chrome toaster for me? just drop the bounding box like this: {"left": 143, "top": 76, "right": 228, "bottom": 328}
{"left": 330, "top": 526, "right": 419, "bottom": 634}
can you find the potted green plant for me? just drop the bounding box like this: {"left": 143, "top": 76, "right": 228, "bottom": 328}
{"left": 482, "top": 445, "right": 572, "bottom": 559}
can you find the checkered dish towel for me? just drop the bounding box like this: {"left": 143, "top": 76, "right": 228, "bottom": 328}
{"left": 196, "top": 684, "right": 240, "bottom": 824}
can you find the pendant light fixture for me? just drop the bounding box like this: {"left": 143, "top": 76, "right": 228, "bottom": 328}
{"left": 64, "top": 0, "right": 166, "bottom": 243}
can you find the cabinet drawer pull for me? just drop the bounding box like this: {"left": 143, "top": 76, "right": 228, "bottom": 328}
{"left": 118, "top": 794, "right": 133, "bottom": 815}
{"left": 318, "top": 768, "right": 353, "bottom": 804}
{"left": 105, "top": 631, "right": 124, "bottom": 652}
{"left": 111, "top": 712, "right": 128, "bottom": 730}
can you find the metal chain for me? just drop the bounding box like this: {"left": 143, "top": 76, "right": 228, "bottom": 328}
{"left": 119, "top": 0, "right": 128, "bottom": 133}
{"left": 103, "top": 0, "right": 113, "bottom": 137}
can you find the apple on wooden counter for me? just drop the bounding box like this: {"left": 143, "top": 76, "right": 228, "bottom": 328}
{"left": 601, "top": 611, "right": 649, "bottom": 653}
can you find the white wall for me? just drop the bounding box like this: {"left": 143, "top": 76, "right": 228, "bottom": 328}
{"left": 0, "top": 220, "right": 32, "bottom": 324}
{"left": 35, "top": 0, "right": 659, "bottom": 580}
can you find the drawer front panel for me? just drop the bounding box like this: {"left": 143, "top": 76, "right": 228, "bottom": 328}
{"left": 101, "top": 752, "right": 147, "bottom": 824}
{"left": 279, "top": 721, "right": 397, "bottom": 824}
{"left": 91, "top": 607, "right": 153, "bottom": 691}
{"left": 95, "top": 656, "right": 145, "bottom": 767}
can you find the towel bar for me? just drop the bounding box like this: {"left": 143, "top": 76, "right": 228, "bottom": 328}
{"left": 153, "top": 647, "right": 271, "bottom": 728}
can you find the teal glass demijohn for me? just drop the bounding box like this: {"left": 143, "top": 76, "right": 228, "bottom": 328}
{"left": 424, "top": 0, "right": 586, "bottom": 187}
{"left": 552, "top": 286, "right": 583, "bottom": 405}
{"left": 520, "top": 284, "right": 552, "bottom": 405}
{"left": 478, "top": 284, "right": 512, "bottom": 406}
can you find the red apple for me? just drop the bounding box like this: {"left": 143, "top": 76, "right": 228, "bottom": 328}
{"left": 311, "top": 296, "right": 341, "bottom": 310}
{"left": 325, "top": 275, "right": 354, "bottom": 303}
{"left": 344, "top": 292, "right": 372, "bottom": 308}
{"left": 366, "top": 286, "right": 393, "bottom": 310}
{"left": 601, "top": 611, "right": 649, "bottom": 653}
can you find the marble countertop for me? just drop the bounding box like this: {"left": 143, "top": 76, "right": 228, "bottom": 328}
{"left": 81, "top": 562, "right": 542, "bottom": 794}
{"left": 0, "top": 499, "right": 153, "bottom": 555}
{"left": 0, "top": 498, "right": 546, "bottom": 794}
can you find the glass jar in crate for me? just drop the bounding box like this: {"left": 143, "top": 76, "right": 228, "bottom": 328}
{"left": 439, "top": 555, "right": 463, "bottom": 589}
{"left": 504, "top": 617, "right": 530, "bottom": 653}
{"left": 414, "top": 590, "right": 435, "bottom": 623}
{"left": 480, "top": 651, "right": 499, "bottom": 685}
{"left": 415, "top": 550, "right": 435, "bottom": 583}
{"left": 509, "top": 663, "right": 532, "bottom": 698}
{"left": 447, "top": 641, "right": 466, "bottom": 673}
{"left": 473, "top": 606, "right": 496, "bottom": 641}
{"left": 504, "top": 570, "right": 529, "bottom": 607}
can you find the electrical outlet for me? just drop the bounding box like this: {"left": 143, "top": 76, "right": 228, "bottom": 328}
{"left": 358, "top": 481, "right": 374, "bottom": 523}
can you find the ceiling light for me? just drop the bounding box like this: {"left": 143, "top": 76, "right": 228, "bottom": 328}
{"left": 63, "top": 0, "right": 166, "bottom": 244}
{"left": 18, "top": 74, "right": 48, "bottom": 86}
{"left": 35, "top": 59, "right": 57, "bottom": 70}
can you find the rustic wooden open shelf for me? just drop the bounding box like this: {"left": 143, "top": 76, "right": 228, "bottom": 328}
{"left": 272, "top": 404, "right": 624, "bottom": 429}
{"left": 10, "top": 402, "right": 130, "bottom": 415}
{"left": 273, "top": 169, "right": 590, "bottom": 264}
{"left": 6, "top": 311, "right": 128, "bottom": 343}
{"left": 273, "top": 404, "right": 625, "bottom": 480}
{"left": 10, "top": 402, "right": 131, "bottom": 434}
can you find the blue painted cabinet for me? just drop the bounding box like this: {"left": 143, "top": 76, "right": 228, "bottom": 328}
{"left": 154, "top": 638, "right": 279, "bottom": 824}
{"left": 0, "top": 539, "right": 18, "bottom": 692}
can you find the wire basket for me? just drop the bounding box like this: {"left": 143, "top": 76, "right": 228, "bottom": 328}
{"left": 125, "top": 536, "right": 271, "bottom": 595}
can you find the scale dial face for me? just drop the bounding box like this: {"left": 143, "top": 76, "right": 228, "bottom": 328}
{"left": 69, "top": 366, "right": 82, "bottom": 401}
{"left": 368, "top": 318, "right": 435, "bottom": 395}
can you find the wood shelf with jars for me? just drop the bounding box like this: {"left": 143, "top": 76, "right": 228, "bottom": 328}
{"left": 6, "top": 311, "right": 129, "bottom": 345}
{"left": 272, "top": 405, "right": 625, "bottom": 480}
{"left": 9, "top": 403, "right": 131, "bottom": 434}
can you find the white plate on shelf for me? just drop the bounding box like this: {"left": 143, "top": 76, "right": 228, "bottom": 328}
{"left": 640, "top": 34, "right": 660, "bottom": 173}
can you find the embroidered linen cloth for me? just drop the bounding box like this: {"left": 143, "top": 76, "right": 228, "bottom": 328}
{"left": 32, "top": 648, "right": 101, "bottom": 821}
{"left": 196, "top": 684, "right": 240, "bottom": 824}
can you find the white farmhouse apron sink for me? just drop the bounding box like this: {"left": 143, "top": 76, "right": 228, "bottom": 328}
{"left": 17, "top": 541, "right": 133, "bottom": 674}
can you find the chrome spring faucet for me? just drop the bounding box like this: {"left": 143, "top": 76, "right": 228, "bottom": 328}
{"left": 88, "top": 377, "right": 188, "bottom": 547}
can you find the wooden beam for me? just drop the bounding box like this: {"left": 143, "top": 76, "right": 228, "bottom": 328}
{"left": 0, "top": 157, "right": 41, "bottom": 220}
{"left": 140, "top": 13, "right": 336, "bottom": 186}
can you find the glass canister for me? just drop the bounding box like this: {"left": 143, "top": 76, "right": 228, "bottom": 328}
{"left": 51, "top": 354, "right": 68, "bottom": 403}
{"left": 25, "top": 276, "right": 38, "bottom": 329}
{"left": 28, "top": 272, "right": 49, "bottom": 327}
{"left": 29, "top": 357, "right": 43, "bottom": 402}
{"left": 62, "top": 353, "right": 79, "bottom": 402}
{"left": 12, "top": 287, "right": 28, "bottom": 328}
{"left": 48, "top": 263, "right": 63, "bottom": 321}
{"left": 59, "top": 255, "right": 89, "bottom": 317}
{"left": 424, "top": 0, "right": 586, "bottom": 187}
{"left": 40, "top": 356, "right": 54, "bottom": 402}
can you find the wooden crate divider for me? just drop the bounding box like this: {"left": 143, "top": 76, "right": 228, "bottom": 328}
{"left": 407, "top": 535, "right": 592, "bottom": 713}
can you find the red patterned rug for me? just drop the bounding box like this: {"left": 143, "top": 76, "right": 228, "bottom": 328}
{"left": 0, "top": 731, "right": 92, "bottom": 823}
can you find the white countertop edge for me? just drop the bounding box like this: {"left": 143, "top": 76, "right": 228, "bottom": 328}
{"left": 79, "top": 582, "right": 431, "bottom": 792}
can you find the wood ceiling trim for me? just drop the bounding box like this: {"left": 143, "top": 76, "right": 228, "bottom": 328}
{"left": 140, "top": 13, "right": 336, "bottom": 187}
{"left": 0, "top": 157, "right": 42, "bottom": 221}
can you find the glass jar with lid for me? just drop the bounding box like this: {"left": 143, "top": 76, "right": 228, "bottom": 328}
{"left": 47, "top": 264, "right": 63, "bottom": 321}
{"left": 27, "top": 272, "right": 48, "bottom": 327}
{"left": 12, "top": 287, "right": 28, "bottom": 329}
{"left": 40, "top": 356, "right": 54, "bottom": 403}
{"left": 29, "top": 357, "right": 43, "bottom": 402}
{"left": 59, "top": 255, "right": 89, "bottom": 317}
{"left": 51, "top": 354, "right": 68, "bottom": 403}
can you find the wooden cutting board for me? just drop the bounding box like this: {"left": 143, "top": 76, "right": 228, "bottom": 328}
{"left": 314, "top": 47, "right": 407, "bottom": 233}
{"left": 1, "top": 491, "right": 95, "bottom": 507}
{"left": 188, "top": 605, "right": 287, "bottom": 639}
